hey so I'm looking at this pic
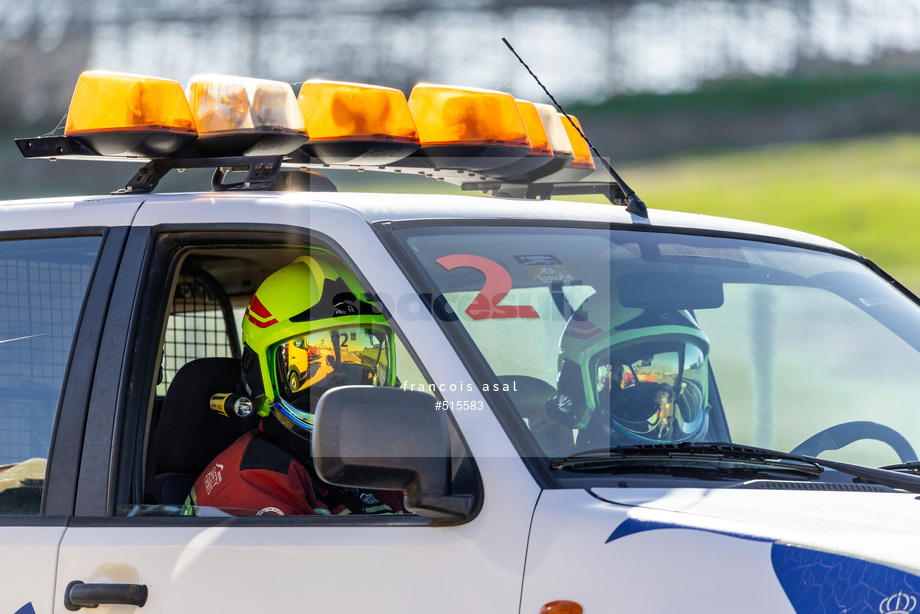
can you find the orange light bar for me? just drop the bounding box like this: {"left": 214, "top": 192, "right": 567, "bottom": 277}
{"left": 297, "top": 80, "right": 418, "bottom": 142}
{"left": 559, "top": 114, "right": 595, "bottom": 170}
{"left": 65, "top": 71, "right": 196, "bottom": 136}
{"left": 64, "top": 70, "right": 197, "bottom": 156}
{"left": 187, "top": 75, "right": 305, "bottom": 135}
{"left": 186, "top": 75, "right": 307, "bottom": 156}
{"left": 479, "top": 98, "right": 558, "bottom": 181}
{"left": 408, "top": 83, "right": 530, "bottom": 148}
{"left": 534, "top": 103, "right": 573, "bottom": 157}
{"left": 516, "top": 100, "right": 552, "bottom": 157}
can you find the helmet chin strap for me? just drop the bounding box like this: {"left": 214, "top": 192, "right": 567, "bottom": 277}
{"left": 263, "top": 410, "right": 313, "bottom": 462}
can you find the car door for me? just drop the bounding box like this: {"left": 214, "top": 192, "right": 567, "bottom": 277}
{"left": 0, "top": 198, "right": 139, "bottom": 614}
{"left": 52, "top": 193, "right": 540, "bottom": 613}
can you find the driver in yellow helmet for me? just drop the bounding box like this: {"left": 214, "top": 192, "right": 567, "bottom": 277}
{"left": 186, "top": 253, "right": 404, "bottom": 516}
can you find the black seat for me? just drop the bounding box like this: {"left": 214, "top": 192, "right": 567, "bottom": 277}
{"left": 499, "top": 375, "right": 574, "bottom": 455}
{"left": 154, "top": 357, "right": 259, "bottom": 505}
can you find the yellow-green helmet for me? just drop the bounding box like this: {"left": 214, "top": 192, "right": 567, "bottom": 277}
{"left": 241, "top": 252, "right": 395, "bottom": 443}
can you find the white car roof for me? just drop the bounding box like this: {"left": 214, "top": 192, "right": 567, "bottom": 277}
{"left": 0, "top": 190, "right": 852, "bottom": 255}
{"left": 292, "top": 191, "right": 853, "bottom": 254}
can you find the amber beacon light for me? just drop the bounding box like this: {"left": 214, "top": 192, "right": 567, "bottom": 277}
{"left": 408, "top": 83, "right": 532, "bottom": 170}
{"left": 296, "top": 80, "right": 420, "bottom": 165}
{"left": 64, "top": 70, "right": 197, "bottom": 157}
{"left": 186, "top": 74, "right": 307, "bottom": 156}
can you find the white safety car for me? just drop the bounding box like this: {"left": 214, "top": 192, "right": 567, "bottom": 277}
{"left": 3, "top": 70, "right": 920, "bottom": 614}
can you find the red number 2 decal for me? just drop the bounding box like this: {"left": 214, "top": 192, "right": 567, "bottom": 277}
{"left": 437, "top": 254, "right": 540, "bottom": 321}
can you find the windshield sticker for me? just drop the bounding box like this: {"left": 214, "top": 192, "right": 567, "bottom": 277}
{"left": 437, "top": 254, "right": 539, "bottom": 321}
{"left": 514, "top": 254, "right": 578, "bottom": 285}
{"left": 513, "top": 255, "right": 562, "bottom": 266}
{"left": 527, "top": 265, "right": 578, "bottom": 286}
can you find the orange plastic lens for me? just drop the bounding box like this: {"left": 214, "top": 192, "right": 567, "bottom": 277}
{"left": 534, "top": 103, "right": 572, "bottom": 156}
{"left": 516, "top": 100, "right": 552, "bottom": 156}
{"left": 187, "top": 75, "right": 304, "bottom": 134}
{"left": 64, "top": 71, "right": 196, "bottom": 135}
{"left": 188, "top": 80, "right": 250, "bottom": 133}
{"left": 298, "top": 80, "right": 419, "bottom": 142}
{"left": 560, "top": 114, "right": 595, "bottom": 170}
{"left": 408, "top": 84, "right": 530, "bottom": 148}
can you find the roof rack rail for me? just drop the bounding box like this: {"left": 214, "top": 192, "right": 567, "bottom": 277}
{"left": 17, "top": 134, "right": 625, "bottom": 202}
{"left": 17, "top": 135, "right": 286, "bottom": 194}
{"left": 461, "top": 180, "right": 628, "bottom": 205}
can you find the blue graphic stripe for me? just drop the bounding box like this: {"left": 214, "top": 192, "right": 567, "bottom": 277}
{"left": 605, "top": 517, "right": 773, "bottom": 544}
{"left": 606, "top": 518, "right": 920, "bottom": 613}
{"left": 772, "top": 546, "right": 920, "bottom": 614}
{"left": 15, "top": 603, "right": 36, "bottom": 614}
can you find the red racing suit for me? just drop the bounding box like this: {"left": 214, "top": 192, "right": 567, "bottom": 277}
{"left": 187, "top": 425, "right": 404, "bottom": 516}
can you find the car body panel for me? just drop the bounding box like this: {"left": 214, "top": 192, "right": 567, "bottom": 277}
{"left": 522, "top": 489, "right": 795, "bottom": 613}
{"left": 53, "top": 192, "right": 541, "bottom": 613}
{"left": 524, "top": 487, "right": 920, "bottom": 612}
{"left": 0, "top": 526, "right": 65, "bottom": 614}
{"left": 0, "top": 188, "right": 917, "bottom": 613}
{"left": 55, "top": 520, "right": 530, "bottom": 613}
{"left": 0, "top": 196, "right": 144, "bottom": 231}
{"left": 593, "top": 487, "right": 920, "bottom": 574}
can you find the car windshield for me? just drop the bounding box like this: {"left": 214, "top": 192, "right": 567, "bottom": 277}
{"left": 392, "top": 224, "right": 920, "bottom": 481}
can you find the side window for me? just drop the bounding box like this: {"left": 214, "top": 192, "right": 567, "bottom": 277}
{"left": 0, "top": 236, "right": 101, "bottom": 514}
{"left": 157, "top": 266, "right": 241, "bottom": 394}
{"left": 120, "top": 239, "right": 463, "bottom": 519}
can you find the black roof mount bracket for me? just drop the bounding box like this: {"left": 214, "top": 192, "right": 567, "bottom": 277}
{"left": 16, "top": 135, "right": 645, "bottom": 214}
{"left": 461, "top": 180, "right": 634, "bottom": 209}
{"left": 114, "top": 155, "right": 284, "bottom": 195}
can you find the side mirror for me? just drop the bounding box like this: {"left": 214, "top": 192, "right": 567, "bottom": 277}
{"left": 313, "top": 386, "right": 475, "bottom": 522}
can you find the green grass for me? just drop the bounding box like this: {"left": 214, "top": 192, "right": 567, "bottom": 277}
{"left": 571, "top": 71, "right": 920, "bottom": 116}
{"left": 617, "top": 134, "right": 920, "bottom": 293}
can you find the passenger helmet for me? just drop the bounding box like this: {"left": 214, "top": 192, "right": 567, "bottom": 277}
{"left": 241, "top": 253, "right": 395, "bottom": 443}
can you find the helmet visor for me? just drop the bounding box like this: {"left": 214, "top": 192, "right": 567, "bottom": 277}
{"left": 595, "top": 339, "right": 708, "bottom": 442}
{"left": 272, "top": 325, "right": 392, "bottom": 406}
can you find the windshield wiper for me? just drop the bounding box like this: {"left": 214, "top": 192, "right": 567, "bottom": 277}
{"left": 880, "top": 461, "right": 920, "bottom": 473}
{"left": 551, "top": 442, "right": 824, "bottom": 478}
{"left": 552, "top": 442, "right": 920, "bottom": 493}
{"left": 810, "top": 457, "right": 920, "bottom": 494}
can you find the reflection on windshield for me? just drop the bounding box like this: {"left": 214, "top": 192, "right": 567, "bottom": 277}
{"left": 0, "top": 458, "right": 45, "bottom": 514}
{"left": 396, "top": 226, "right": 920, "bottom": 476}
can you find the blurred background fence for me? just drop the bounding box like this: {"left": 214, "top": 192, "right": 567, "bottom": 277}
{"left": 3, "top": 0, "right": 920, "bottom": 286}
{"left": 5, "top": 0, "right": 920, "bottom": 126}
{"left": 6, "top": 0, "right": 920, "bottom": 159}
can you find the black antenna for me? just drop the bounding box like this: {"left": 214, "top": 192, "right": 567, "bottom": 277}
{"left": 502, "top": 37, "right": 648, "bottom": 218}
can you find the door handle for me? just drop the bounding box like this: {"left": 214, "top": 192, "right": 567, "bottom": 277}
{"left": 64, "top": 580, "right": 148, "bottom": 610}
